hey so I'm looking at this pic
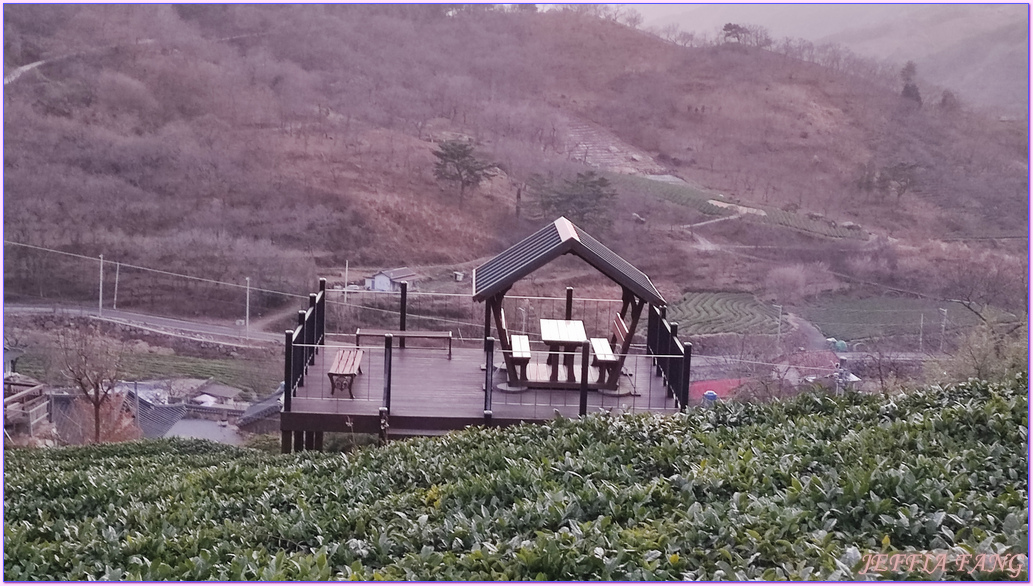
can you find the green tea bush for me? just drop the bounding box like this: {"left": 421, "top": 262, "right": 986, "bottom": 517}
{"left": 4, "top": 375, "right": 1027, "bottom": 580}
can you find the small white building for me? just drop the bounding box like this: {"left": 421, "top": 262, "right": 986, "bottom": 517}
{"left": 365, "top": 267, "right": 418, "bottom": 292}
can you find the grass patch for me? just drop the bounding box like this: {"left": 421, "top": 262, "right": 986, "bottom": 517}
{"left": 120, "top": 354, "right": 280, "bottom": 392}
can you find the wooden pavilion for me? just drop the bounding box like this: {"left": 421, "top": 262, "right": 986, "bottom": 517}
{"left": 278, "top": 217, "right": 693, "bottom": 452}
{"left": 473, "top": 217, "right": 666, "bottom": 390}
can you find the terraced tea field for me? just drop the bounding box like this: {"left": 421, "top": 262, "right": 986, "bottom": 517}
{"left": 797, "top": 296, "right": 985, "bottom": 342}
{"left": 608, "top": 174, "right": 867, "bottom": 239}
{"left": 665, "top": 292, "right": 783, "bottom": 335}
{"left": 606, "top": 174, "right": 731, "bottom": 217}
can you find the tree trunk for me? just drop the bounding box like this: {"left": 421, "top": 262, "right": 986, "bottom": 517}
{"left": 94, "top": 399, "right": 102, "bottom": 444}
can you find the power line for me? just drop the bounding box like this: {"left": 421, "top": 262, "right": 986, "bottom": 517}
{"left": 4, "top": 240, "right": 307, "bottom": 299}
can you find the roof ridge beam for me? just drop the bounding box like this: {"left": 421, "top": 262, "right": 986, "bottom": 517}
{"left": 555, "top": 217, "right": 580, "bottom": 242}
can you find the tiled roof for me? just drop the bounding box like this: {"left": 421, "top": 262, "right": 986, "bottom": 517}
{"left": 127, "top": 390, "right": 187, "bottom": 438}
{"left": 238, "top": 383, "right": 283, "bottom": 429}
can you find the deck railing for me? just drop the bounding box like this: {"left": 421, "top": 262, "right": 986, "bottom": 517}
{"left": 283, "top": 279, "right": 326, "bottom": 412}
{"left": 285, "top": 342, "right": 686, "bottom": 413}
{"left": 283, "top": 280, "right": 693, "bottom": 415}
{"left": 647, "top": 304, "right": 692, "bottom": 410}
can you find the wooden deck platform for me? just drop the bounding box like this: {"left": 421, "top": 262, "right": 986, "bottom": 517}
{"left": 281, "top": 343, "right": 680, "bottom": 437}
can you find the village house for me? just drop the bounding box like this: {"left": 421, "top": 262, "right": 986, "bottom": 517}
{"left": 364, "top": 267, "right": 419, "bottom": 292}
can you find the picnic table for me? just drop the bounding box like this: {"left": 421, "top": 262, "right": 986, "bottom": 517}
{"left": 539, "top": 318, "right": 587, "bottom": 382}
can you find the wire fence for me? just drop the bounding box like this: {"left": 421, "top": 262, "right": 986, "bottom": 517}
{"left": 323, "top": 289, "right": 628, "bottom": 346}
{"left": 4, "top": 240, "right": 998, "bottom": 355}
{"left": 4, "top": 240, "right": 308, "bottom": 325}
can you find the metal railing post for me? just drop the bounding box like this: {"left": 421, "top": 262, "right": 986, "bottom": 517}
{"left": 308, "top": 294, "right": 317, "bottom": 364}
{"left": 283, "top": 330, "right": 293, "bottom": 412}
{"left": 297, "top": 311, "right": 308, "bottom": 379}
{"left": 667, "top": 322, "right": 680, "bottom": 399}
{"left": 484, "top": 336, "right": 494, "bottom": 422}
{"left": 681, "top": 342, "right": 693, "bottom": 412}
{"left": 579, "top": 341, "right": 590, "bottom": 416}
{"left": 647, "top": 305, "right": 658, "bottom": 357}
{"left": 399, "top": 281, "right": 408, "bottom": 348}
{"left": 383, "top": 334, "right": 393, "bottom": 413}
{"left": 318, "top": 278, "right": 327, "bottom": 346}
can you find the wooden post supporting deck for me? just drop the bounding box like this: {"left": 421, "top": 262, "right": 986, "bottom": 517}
{"left": 399, "top": 281, "right": 408, "bottom": 349}
{"left": 383, "top": 334, "right": 393, "bottom": 412}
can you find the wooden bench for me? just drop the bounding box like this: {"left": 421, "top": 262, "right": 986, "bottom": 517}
{"left": 328, "top": 349, "right": 363, "bottom": 398}
{"left": 355, "top": 329, "right": 452, "bottom": 358}
{"left": 509, "top": 334, "right": 531, "bottom": 381}
{"left": 590, "top": 314, "right": 629, "bottom": 384}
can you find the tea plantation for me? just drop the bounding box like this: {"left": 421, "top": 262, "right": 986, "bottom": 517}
{"left": 4, "top": 376, "right": 1028, "bottom": 580}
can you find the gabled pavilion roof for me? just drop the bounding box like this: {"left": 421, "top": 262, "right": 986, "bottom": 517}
{"left": 472, "top": 217, "right": 666, "bottom": 306}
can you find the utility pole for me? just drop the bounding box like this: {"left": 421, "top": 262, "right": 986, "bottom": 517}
{"left": 98, "top": 254, "right": 104, "bottom": 317}
{"left": 939, "top": 308, "right": 948, "bottom": 353}
{"left": 918, "top": 313, "right": 924, "bottom": 353}
{"left": 112, "top": 262, "right": 120, "bottom": 310}
{"left": 245, "top": 277, "right": 251, "bottom": 340}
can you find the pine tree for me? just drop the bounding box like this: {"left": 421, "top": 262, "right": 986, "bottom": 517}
{"left": 432, "top": 140, "right": 494, "bottom": 202}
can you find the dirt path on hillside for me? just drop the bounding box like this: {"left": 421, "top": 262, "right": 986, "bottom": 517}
{"left": 785, "top": 312, "right": 828, "bottom": 351}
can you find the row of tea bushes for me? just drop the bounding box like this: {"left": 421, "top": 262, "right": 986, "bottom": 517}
{"left": 4, "top": 375, "right": 1027, "bottom": 580}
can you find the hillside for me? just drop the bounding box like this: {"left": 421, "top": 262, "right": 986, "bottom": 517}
{"left": 642, "top": 4, "right": 1029, "bottom": 116}
{"left": 3, "top": 5, "right": 1028, "bottom": 320}
{"left": 4, "top": 376, "right": 1028, "bottom": 580}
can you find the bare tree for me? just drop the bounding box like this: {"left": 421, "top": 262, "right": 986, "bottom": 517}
{"left": 856, "top": 336, "right": 910, "bottom": 395}
{"left": 57, "top": 323, "right": 127, "bottom": 444}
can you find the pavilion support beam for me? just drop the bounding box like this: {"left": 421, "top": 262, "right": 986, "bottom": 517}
{"left": 483, "top": 303, "right": 492, "bottom": 342}
{"left": 621, "top": 296, "right": 646, "bottom": 356}
{"left": 619, "top": 287, "right": 634, "bottom": 320}
{"left": 489, "top": 293, "right": 516, "bottom": 380}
